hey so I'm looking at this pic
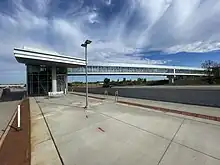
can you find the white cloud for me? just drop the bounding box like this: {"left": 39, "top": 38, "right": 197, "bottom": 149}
{"left": 88, "top": 12, "right": 99, "bottom": 23}
{"left": 1, "top": 0, "right": 220, "bottom": 82}
{"left": 104, "top": 0, "right": 112, "bottom": 6}
{"left": 133, "top": 0, "right": 220, "bottom": 50}
{"left": 35, "top": 0, "right": 51, "bottom": 15}
{"left": 165, "top": 41, "right": 220, "bottom": 54}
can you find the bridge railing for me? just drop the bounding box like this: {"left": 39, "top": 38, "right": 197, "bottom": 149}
{"left": 69, "top": 66, "right": 206, "bottom": 75}
{"left": 71, "top": 66, "right": 174, "bottom": 73}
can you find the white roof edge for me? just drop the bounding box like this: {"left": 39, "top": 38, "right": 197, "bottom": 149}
{"left": 14, "top": 47, "right": 85, "bottom": 61}
{"left": 15, "top": 54, "right": 86, "bottom": 66}
{"left": 87, "top": 63, "right": 205, "bottom": 70}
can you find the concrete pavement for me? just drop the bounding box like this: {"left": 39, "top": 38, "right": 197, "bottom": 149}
{"left": 30, "top": 97, "right": 61, "bottom": 165}
{"left": 72, "top": 92, "right": 220, "bottom": 124}
{"left": 31, "top": 94, "right": 220, "bottom": 165}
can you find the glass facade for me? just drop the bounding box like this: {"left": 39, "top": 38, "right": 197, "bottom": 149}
{"left": 27, "top": 65, "right": 67, "bottom": 96}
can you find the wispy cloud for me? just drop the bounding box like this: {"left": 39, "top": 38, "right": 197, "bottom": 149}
{"left": 1, "top": 0, "right": 220, "bottom": 82}
{"left": 103, "top": 0, "right": 112, "bottom": 6}
{"left": 164, "top": 41, "right": 220, "bottom": 54}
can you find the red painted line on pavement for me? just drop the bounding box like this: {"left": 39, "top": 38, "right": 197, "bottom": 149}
{"left": 71, "top": 93, "right": 220, "bottom": 122}
{"left": 98, "top": 127, "right": 105, "bottom": 132}
{"left": 118, "top": 101, "right": 220, "bottom": 122}
{"left": 72, "top": 93, "right": 105, "bottom": 100}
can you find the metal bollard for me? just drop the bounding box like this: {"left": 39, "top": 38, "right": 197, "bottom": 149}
{"left": 17, "top": 105, "right": 21, "bottom": 131}
{"left": 115, "top": 91, "right": 119, "bottom": 102}
{"left": 104, "top": 90, "right": 108, "bottom": 99}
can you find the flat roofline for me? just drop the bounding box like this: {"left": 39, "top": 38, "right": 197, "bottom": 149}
{"left": 14, "top": 48, "right": 85, "bottom": 61}
{"left": 14, "top": 47, "right": 86, "bottom": 67}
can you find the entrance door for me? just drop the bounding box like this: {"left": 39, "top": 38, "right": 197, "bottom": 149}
{"left": 27, "top": 65, "right": 52, "bottom": 96}
{"left": 57, "top": 74, "right": 66, "bottom": 92}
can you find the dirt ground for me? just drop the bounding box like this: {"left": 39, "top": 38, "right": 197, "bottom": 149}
{"left": 0, "top": 98, "right": 30, "bottom": 165}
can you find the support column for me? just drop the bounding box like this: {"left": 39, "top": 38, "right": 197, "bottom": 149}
{"left": 172, "top": 68, "right": 176, "bottom": 84}
{"left": 26, "top": 65, "right": 28, "bottom": 96}
{"left": 65, "top": 73, "right": 68, "bottom": 94}
{"left": 52, "top": 66, "right": 57, "bottom": 92}
{"left": 67, "top": 74, "right": 68, "bottom": 93}
{"left": 171, "top": 77, "right": 174, "bottom": 84}
{"left": 168, "top": 76, "right": 175, "bottom": 84}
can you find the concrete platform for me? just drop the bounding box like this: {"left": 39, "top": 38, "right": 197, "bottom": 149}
{"left": 30, "top": 98, "right": 61, "bottom": 165}
{"left": 159, "top": 143, "right": 220, "bottom": 165}
{"left": 72, "top": 92, "right": 220, "bottom": 124}
{"left": 31, "top": 94, "right": 220, "bottom": 165}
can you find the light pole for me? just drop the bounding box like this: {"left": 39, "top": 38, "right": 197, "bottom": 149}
{"left": 81, "top": 40, "right": 92, "bottom": 109}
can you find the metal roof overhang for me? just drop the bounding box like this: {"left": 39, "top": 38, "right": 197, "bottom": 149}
{"left": 14, "top": 48, "right": 86, "bottom": 68}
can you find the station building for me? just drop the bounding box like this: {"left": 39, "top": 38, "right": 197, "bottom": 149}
{"left": 14, "top": 47, "right": 85, "bottom": 96}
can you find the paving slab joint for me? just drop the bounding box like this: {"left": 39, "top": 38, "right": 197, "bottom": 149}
{"left": 157, "top": 119, "right": 185, "bottom": 165}
{"left": 33, "top": 98, "right": 65, "bottom": 165}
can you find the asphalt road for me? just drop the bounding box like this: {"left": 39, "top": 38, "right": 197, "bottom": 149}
{"left": 74, "top": 86, "right": 220, "bottom": 108}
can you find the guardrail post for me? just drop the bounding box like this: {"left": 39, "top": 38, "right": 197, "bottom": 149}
{"left": 115, "top": 91, "right": 119, "bottom": 102}
{"left": 17, "top": 105, "right": 21, "bottom": 131}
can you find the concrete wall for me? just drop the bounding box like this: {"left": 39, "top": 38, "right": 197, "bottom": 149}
{"left": 0, "top": 88, "right": 25, "bottom": 102}
{"left": 0, "top": 89, "right": 3, "bottom": 99}
{"left": 74, "top": 87, "right": 220, "bottom": 108}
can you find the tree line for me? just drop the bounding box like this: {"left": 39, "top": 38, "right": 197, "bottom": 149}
{"left": 103, "top": 77, "right": 169, "bottom": 87}
{"left": 201, "top": 60, "right": 220, "bottom": 84}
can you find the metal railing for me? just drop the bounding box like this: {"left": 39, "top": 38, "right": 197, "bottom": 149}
{"left": 69, "top": 65, "right": 206, "bottom": 76}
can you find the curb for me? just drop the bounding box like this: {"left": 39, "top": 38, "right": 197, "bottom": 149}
{"left": 118, "top": 100, "right": 220, "bottom": 122}
{"left": 0, "top": 98, "right": 25, "bottom": 149}
{"left": 72, "top": 93, "right": 220, "bottom": 122}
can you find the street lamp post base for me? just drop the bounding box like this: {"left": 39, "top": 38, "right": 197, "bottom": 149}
{"left": 83, "top": 106, "right": 88, "bottom": 118}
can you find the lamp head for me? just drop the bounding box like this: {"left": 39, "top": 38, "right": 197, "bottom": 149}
{"left": 85, "top": 40, "right": 92, "bottom": 44}
{"left": 81, "top": 43, "right": 86, "bottom": 47}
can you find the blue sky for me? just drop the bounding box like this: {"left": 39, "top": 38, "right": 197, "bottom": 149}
{"left": 0, "top": 0, "right": 220, "bottom": 83}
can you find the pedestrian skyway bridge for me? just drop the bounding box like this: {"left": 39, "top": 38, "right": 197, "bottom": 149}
{"left": 68, "top": 63, "right": 206, "bottom": 76}
{"left": 14, "top": 47, "right": 207, "bottom": 96}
